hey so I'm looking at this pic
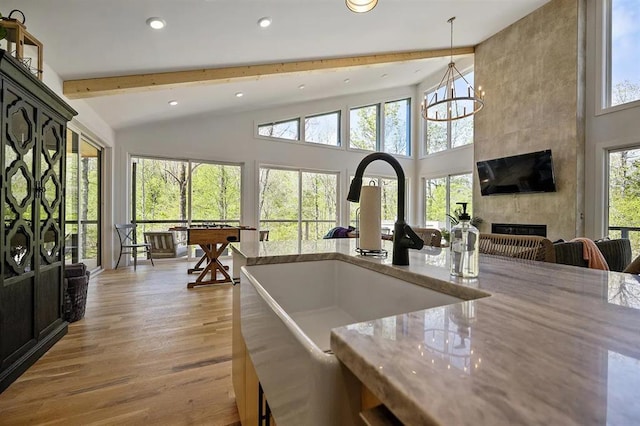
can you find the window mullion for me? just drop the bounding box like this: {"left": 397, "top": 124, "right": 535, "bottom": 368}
{"left": 187, "top": 160, "right": 193, "bottom": 228}
{"left": 446, "top": 175, "right": 451, "bottom": 227}
{"left": 447, "top": 81, "right": 453, "bottom": 149}
{"left": 378, "top": 103, "right": 384, "bottom": 152}
{"left": 605, "top": 0, "right": 613, "bottom": 107}
{"left": 298, "top": 170, "right": 303, "bottom": 241}
{"left": 298, "top": 117, "right": 304, "bottom": 142}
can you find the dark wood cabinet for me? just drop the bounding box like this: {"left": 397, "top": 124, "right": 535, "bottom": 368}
{"left": 0, "top": 50, "right": 76, "bottom": 393}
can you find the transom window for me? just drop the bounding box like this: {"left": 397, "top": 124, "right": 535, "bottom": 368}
{"left": 258, "top": 118, "right": 300, "bottom": 141}
{"left": 257, "top": 97, "right": 411, "bottom": 156}
{"left": 349, "top": 98, "right": 411, "bottom": 156}
{"left": 605, "top": 0, "right": 640, "bottom": 108}
{"left": 304, "top": 111, "right": 341, "bottom": 146}
{"left": 424, "top": 72, "right": 475, "bottom": 155}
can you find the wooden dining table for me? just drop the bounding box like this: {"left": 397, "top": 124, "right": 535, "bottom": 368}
{"left": 184, "top": 225, "right": 255, "bottom": 288}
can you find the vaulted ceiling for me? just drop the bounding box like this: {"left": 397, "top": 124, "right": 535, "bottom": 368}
{"left": 3, "top": 0, "right": 549, "bottom": 129}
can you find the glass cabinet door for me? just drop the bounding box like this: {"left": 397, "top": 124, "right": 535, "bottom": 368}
{"left": 4, "top": 97, "right": 37, "bottom": 279}
{"left": 39, "top": 118, "right": 64, "bottom": 266}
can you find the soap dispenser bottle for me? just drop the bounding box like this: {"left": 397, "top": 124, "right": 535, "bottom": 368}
{"left": 450, "top": 202, "right": 479, "bottom": 278}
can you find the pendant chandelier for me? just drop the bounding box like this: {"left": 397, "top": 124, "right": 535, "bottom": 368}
{"left": 421, "top": 17, "right": 484, "bottom": 122}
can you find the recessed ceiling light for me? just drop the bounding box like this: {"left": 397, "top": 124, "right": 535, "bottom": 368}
{"left": 235, "top": 92, "right": 244, "bottom": 98}
{"left": 168, "top": 100, "right": 178, "bottom": 106}
{"left": 146, "top": 17, "right": 166, "bottom": 30}
{"left": 298, "top": 84, "right": 305, "bottom": 89}
{"left": 344, "top": 78, "right": 350, "bottom": 83}
{"left": 346, "top": 0, "right": 378, "bottom": 13}
{"left": 258, "top": 17, "right": 272, "bottom": 28}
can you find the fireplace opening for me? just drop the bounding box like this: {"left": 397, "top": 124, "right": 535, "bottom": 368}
{"left": 491, "top": 223, "right": 547, "bottom": 237}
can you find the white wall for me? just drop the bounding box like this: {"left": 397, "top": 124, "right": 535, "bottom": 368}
{"left": 42, "top": 63, "right": 115, "bottom": 147}
{"left": 114, "top": 86, "right": 419, "bottom": 267}
{"left": 584, "top": 0, "right": 640, "bottom": 239}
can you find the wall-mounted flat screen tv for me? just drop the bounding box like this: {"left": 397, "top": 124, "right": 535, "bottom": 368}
{"left": 476, "top": 149, "right": 557, "bottom": 196}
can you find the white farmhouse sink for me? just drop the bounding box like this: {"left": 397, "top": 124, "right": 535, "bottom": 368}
{"left": 240, "top": 259, "right": 462, "bottom": 426}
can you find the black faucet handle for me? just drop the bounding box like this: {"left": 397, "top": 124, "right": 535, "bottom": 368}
{"left": 403, "top": 225, "right": 424, "bottom": 250}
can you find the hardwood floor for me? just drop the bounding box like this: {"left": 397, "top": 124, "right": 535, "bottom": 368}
{"left": 0, "top": 259, "right": 241, "bottom": 426}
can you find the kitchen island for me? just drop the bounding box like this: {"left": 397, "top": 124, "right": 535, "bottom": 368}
{"left": 231, "top": 239, "right": 640, "bottom": 425}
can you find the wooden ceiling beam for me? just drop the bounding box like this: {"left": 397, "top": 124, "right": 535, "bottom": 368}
{"left": 62, "top": 46, "right": 474, "bottom": 99}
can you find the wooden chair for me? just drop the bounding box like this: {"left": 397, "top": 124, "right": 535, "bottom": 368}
{"left": 115, "top": 224, "right": 154, "bottom": 270}
{"left": 413, "top": 228, "right": 442, "bottom": 247}
{"left": 479, "top": 233, "right": 555, "bottom": 263}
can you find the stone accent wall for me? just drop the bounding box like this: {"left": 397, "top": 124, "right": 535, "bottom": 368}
{"left": 474, "top": 0, "right": 585, "bottom": 240}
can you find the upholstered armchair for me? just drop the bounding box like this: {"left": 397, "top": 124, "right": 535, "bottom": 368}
{"left": 143, "top": 231, "right": 188, "bottom": 259}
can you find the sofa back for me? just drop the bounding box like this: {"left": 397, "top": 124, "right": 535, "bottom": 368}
{"left": 554, "top": 239, "right": 632, "bottom": 272}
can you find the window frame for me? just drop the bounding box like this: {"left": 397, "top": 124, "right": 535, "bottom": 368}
{"left": 423, "top": 172, "right": 473, "bottom": 229}
{"left": 65, "top": 126, "right": 104, "bottom": 271}
{"left": 257, "top": 117, "right": 301, "bottom": 141}
{"left": 598, "top": 0, "right": 640, "bottom": 115}
{"left": 130, "top": 154, "right": 245, "bottom": 228}
{"left": 383, "top": 98, "right": 412, "bottom": 156}
{"left": 348, "top": 103, "right": 380, "bottom": 152}
{"left": 303, "top": 110, "right": 342, "bottom": 147}
{"left": 347, "top": 98, "right": 412, "bottom": 157}
{"left": 254, "top": 94, "right": 413, "bottom": 158}
{"left": 257, "top": 164, "right": 340, "bottom": 242}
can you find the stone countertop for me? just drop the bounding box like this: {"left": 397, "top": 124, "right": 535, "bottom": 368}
{"left": 231, "top": 240, "right": 640, "bottom": 425}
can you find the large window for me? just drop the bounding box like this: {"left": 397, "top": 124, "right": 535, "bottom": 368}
{"left": 349, "top": 99, "right": 411, "bottom": 156}
{"left": 350, "top": 105, "right": 378, "bottom": 151}
{"left": 259, "top": 167, "right": 338, "bottom": 241}
{"left": 191, "top": 162, "right": 242, "bottom": 222}
{"left": 425, "top": 72, "right": 475, "bottom": 155}
{"left": 424, "top": 173, "right": 473, "bottom": 230}
{"left": 132, "top": 156, "right": 242, "bottom": 233}
{"left": 384, "top": 99, "right": 411, "bottom": 155}
{"left": 606, "top": 0, "right": 640, "bottom": 108}
{"left": 65, "top": 130, "right": 102, "bottom": 270}
{"left": 607, "top": 148, "right": 640, "bottom": 257}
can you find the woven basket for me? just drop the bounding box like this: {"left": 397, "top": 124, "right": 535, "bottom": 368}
{"left": 63, "top": 263, "right": 90, "bottom": 322}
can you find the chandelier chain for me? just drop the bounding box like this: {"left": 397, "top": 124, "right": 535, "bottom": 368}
{"left": 449, "top": 17, "right": 455, "bottom": 63}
